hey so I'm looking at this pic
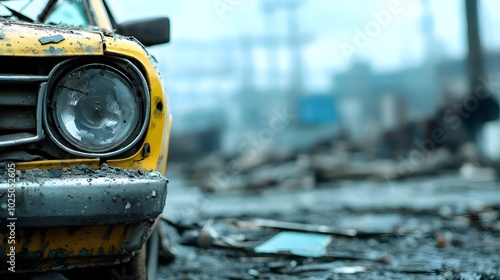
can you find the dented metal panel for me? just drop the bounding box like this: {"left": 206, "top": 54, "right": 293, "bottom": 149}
{"left": 0, "top": 21, "right": 104, "bottom": 56}
{"left": 0, "top": 165, "right": 167, "bottom": 271}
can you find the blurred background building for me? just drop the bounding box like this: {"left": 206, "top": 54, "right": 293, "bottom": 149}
{"left": 108, "top": 0, "right": 500, "bottom": 162}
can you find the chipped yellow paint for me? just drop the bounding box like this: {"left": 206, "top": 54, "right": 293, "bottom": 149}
{"left": 157, "top": 116, "right": 173, "bottom": 174}
{"left": 0, "top": 21, "right": 103, "bottom": 57}
{"left": 17, "top": 159, "right": 100, "bottom": 170}
{"left": 12, "top": 36, "right": 172, "bottom": 174}
{"left": 1, "top": 224, "right": 144, "bottom": 271}
{"left": 104, "top": 37, "right": 172, "bottom": 174}
{"left": 12, "top": 36, "right": 171, "bottom": 174}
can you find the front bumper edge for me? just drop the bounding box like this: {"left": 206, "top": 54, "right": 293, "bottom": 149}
{"left": 0, "top": 168, "right": 168, "bottom": 228}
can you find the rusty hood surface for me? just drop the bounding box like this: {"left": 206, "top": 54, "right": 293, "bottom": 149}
{"left": 0, "top": 20, "right": 104, "bottom": 56}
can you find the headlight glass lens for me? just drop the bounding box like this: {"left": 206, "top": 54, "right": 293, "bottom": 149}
{"left": 52, "top": 65, "right": 141, "bottom": 153}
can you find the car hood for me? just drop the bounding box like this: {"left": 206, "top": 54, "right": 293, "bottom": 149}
{"left": 0, "top": 20, "right": 104, "bottom": 56}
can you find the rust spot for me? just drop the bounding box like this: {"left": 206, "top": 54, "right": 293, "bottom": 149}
{"left": 143, "top": 143, "right": 151, "bottom": 158}
{"left": 156, "top": 100, "right": 164, "bottom": 112}
{"left": 153, "top": 97, "right": 164, "bottom": 119}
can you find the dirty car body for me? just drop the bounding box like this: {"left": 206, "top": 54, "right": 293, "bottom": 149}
{"left": 0, "top": 0, "right": 171, "bottom": 273}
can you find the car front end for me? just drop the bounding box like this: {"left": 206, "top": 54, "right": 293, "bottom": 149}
{"left": 0, "top": 0, "right": 171, "bottom": 275}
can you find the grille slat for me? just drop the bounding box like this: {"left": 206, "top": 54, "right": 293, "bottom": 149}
{"left": 0, "top": 87, "right": 38, "bottom": 106}
{"left": 0, "top": 75, "right": 49, "bottom": 84}
{"left": 0, "top": 133, "right": 39, "bottom": 146}
{"left": 0, "top": 108, "right": 36, "bottom": 130}
{"left": 0, "top": 75, "right": 45, "bottom": 148}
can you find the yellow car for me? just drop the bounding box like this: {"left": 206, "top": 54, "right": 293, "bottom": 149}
{"left": 0, "top": 0, "right": 171, "bottom": 279}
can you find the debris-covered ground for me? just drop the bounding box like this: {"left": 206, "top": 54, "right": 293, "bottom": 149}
{"left": 7, "top": 144, "right": 500, "bottom": 280}
{"left": 157, "top": 147, "right": 500, "bottom": 280}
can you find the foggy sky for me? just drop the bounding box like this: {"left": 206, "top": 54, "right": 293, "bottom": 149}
{"left": 107, "top": 0, "right": 500, "bottom": 90}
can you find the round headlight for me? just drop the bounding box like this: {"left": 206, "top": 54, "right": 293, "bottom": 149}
{"left": 45, "top": 59, "right": 150, "bottom": 157}
{"left": 54, "top": 66, "right": 140, "bottom": 152}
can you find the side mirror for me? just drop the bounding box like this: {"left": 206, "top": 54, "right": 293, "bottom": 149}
{"left": 117, "top": 17, "right": 170, "bottom": 46}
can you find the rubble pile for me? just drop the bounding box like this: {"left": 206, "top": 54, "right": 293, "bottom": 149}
{"left": 181, "top": 140, "right": 495, "bottom": 193}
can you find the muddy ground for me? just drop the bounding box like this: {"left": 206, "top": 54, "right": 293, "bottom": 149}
{"left": 6, "top": 162, "right": 499, "bottom": 279}
{"left": 157, "top": 168, "right": 500, "bottom": 280}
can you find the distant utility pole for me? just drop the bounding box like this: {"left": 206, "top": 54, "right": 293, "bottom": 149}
{"left": 420, "top": 0, "right": 439, "bottom": 115}
{"left": 464, "top": 0, "right": 500, "bottom": 145}
{"left": 465, "top": 0, "right": 483, "bottom": 92}
{"left": 260, "top": 0, "right": 306, "bottom": 120}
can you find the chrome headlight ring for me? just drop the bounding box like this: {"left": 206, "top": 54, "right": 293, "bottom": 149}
{"left": 43, "top": 58, "right": 150, "bottom": 158}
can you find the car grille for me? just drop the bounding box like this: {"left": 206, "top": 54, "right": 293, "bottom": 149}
{"left": 0, "top": 75, "right": 46, "bottom": 148}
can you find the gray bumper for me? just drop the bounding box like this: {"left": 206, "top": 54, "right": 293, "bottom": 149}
{"left": 0, "top": 167, "right": 168, "bottom": 228}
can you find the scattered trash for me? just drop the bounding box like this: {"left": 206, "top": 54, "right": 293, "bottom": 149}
{"left": 467, "top": 207, "right": 500, "bottom": 232}
{"left": 322, "top": 251, "right": 391, "bottom": 263}
{"left": 267, "top": 260, "right": 299, "bottom": 272}
{"left": 332, "top": 265, "right": 367, "bottom": 274}
{"left": 246, "top": 269, "right": 260, "bottom": 278}
{"left": 254, "top": 231, "right": 332, "bottom": 258}
{"left": 160, "top": 168, "right": 500, "bottom": 279}
{"left": 231, "top": 219, "right": 358, "bottom": 238}
{"left": 157, "top": 219, "right": 177, "bottom": 263}
{"left": 389, "top": 260, "right": 442, "bottom": 274}
{"left": 164, "top": 216, "right": 392, "bottom": 265}
{"left": 273, "top": 262, "right": 368, "bottom": 275}
{"left": 165, "top": 217, "right": 248, "bottom": 251}
{"left": 277, "top": 262, "right": 339, "bottom": 275}
{"left": 178, "top": 220, "right": 219, "bottom": 248}
{"left": 460, "top": 162, "right": 497, "bottom": 179}
{"left": 435, "top": 231, "right": 454, "bottom": 249}
{"left": 335, "top": 214, "right": 402, "bottom": 235}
